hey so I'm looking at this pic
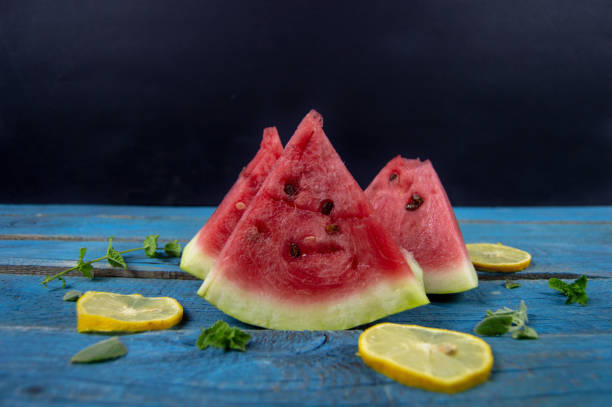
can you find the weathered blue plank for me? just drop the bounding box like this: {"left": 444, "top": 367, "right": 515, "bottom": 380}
{"left": 1, "top": 205, "right": 610, "bottom": 406}
{"left": 455, "top": 206, "right": 612, "bottom": 223}
{"left": 1, "top": 274, "right": 611, "bottom": 406}
{"left": 0, "top": 208, "right": 213, "bottom": 241}
{"left": 1, "top": 204, "right": 610, "bottom": 222}
{"left": 1, "top": 222, "right": 610, "bottom": 276}
{"left": 0, "top": 326, "right": 610, "bottom": 405}
{"left": 1, "top": 206, "right": 610, "bottom": 243}
{"left": 1, "top": 275, "right": 610, "bottom": 335}
{"left": 0, "top": 239, "right": 184, "bottom": 272}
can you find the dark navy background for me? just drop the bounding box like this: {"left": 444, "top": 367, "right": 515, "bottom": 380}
{"left": 1, "top": 1, "right": 611, "bottom": 206}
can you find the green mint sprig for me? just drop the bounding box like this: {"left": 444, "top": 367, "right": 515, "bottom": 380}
{"left": 548, "top": 275, "right": 588, "bottom": 305}
{"left": 41, "top": 235, "right": 182, "bottom": 288}
{"left": 474, "top": 300, "right": 538, "bottom": 340}
{"left": 196, "top": 321, "right": 251, "bottom": 352}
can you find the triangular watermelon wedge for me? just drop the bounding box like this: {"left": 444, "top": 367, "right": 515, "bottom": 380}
{"left": 180, "top": 127, "right": 283, "bottom": 279}
{"left": 365, "top": 157, "right": 478, "bottom": 294}
{"left": 198, "top": 111, "right": 429, "bottom": 330}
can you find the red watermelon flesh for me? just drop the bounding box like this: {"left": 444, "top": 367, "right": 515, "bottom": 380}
{"left": 365, "top": 156, "right": 478, "bottom": 294}
{"left": 180, "top": 127, "right": 283, "bottom": 279}
{"left": 198, "top": 111, "right": 429, "bottom": 330}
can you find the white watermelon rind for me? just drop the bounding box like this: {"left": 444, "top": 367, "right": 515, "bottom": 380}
{"left": 422, "top": 257, "right": 478, "bottom": 294}
{"left": 197, "top": 266, "right": 430, "bottom": 331}
{"left": 179, "top": 233, "right": 216, "bottom": 280}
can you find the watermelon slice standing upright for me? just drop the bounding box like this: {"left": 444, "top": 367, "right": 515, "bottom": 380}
{"left": 365, "top": 157, "right": 478, "bottom": 294}
{"left": 198, "top": 111, "right": 429, "bottom": 330}
{"left": 180, "top": 127, "right": 283, "bottom": 279}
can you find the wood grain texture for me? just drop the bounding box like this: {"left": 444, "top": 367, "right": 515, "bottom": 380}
{"left": 0, "top": 205, "right": 610, "bottom": 277}
{"left": 0, "top": 275, "right": 611, "bottom": 406}
{"left": 1, "top": 204, "right": 610, "bottom": 221}
{"left": 1, "top": 328, "right": 611, "bottom": 406}
{"left": 1, "top": 206, "right": 610, "bottom": 242}
{"left": 2, "top": 275, "right": 610, "bottom": 336}
{"left": 1, "top": 205, "right": 610, "bottom": 406}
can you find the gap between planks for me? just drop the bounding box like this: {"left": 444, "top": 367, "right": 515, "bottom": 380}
{"left": 0, "top": 265, "right": 605, "bottom": 281}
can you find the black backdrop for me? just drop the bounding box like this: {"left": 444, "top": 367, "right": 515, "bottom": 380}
{"left": 1, "top": 1, "right": 611, "bottom": 206}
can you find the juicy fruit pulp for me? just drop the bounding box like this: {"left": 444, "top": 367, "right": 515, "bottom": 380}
{"left": 180, "top": 127, "right": 283, "bottom": 279}
{"left": 76, "top": 291, "right": 183, "bottom": 333}
{"left": 365, "top": 157, "right": 478, "bottom": 294}
{"left": 198, "top": 110, "right": 429, "bottom": 330}
{"left": 358, "top": 323, "right": 493, "bottom": 393}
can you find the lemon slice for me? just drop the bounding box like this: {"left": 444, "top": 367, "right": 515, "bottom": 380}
{"left": 466, "top": 242, "right": 532, "bottom": 272}
{"left": 358, "top": 323, "right": 493, "bottom": 393}
{"left": 76, "top": 291, "right": 183, "bottom": 333}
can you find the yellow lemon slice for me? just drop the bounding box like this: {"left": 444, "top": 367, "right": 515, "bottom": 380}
{"left": 358, "top": 323, "right": 493, "bottom": 393}
{"left": 76, "top": 291, "right": 183, "bottom": 333}
{"left": 466, "top": 242, "right": 532, "bottom": 272}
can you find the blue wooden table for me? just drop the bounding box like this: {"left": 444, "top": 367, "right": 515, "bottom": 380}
{"left": 1, "top": 205, "right": 610, "bottom": 406}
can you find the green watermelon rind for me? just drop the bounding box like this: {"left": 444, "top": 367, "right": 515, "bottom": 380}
{"left": 179, "top": 232, "right": 216, "bottom": 280}
{"left": 197, "top": 269, "right": 429, "bottom": 330}
{"left": 422, "top": 257, "right": 479, "bottom": 294}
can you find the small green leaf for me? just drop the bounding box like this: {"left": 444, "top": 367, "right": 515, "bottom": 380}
{"left": 548, "top": 278, "right": 567, "bottom": 293}
{"left": 511, "top": 326, "right": 538, "bottom": 340}
{"left": 106, "top": 237, "right": 127, "bottom": 269}
{"left": 505, "top": 280, "right": 520, "bottom": 289}
{"left": 63, "top": 290, "right": 82, "bottom": 302}
{"left": 548, "top": 275, "right": 588, "bottom": 306}
{"left": 518, "top": 300, "right": 528, "bottom": 324}
{"left": 574, "top": 275, "right": 587, "bottom": 289}
{"left": 78, "top": 263, "right": 94, "bottom": 279}
{"left": 197, "top": 321, "right": 250, "bottom": 351}
{"left": 70, "top": 337, "right": 127, "bottom": 363}
{"left": 75, "top": 248, "right": 94, "bottom": 279}
{"left": 474, "top": 314, "right": 514, "bottom": 336}
{"left": 475, "top": 301, "right": 537, "bottom": 339}
{"left": 143, "top": 234, "right": 159, "bottom": 258}
{"left": 164, "top": 240, "right": 182, "bottom": 257}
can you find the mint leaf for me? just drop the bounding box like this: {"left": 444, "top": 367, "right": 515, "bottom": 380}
{"left": 106, "top": 237, "right": 127, "bottom": 269}
{"left": 63, "top": 290, "right": 82, "bottom": 302}
{"left": 70, "top": 337, "right": 127, "bottom": 363}
{"left": 548, "top": 278, "right": 566, "bottom": 292}
{"left": 512, "top": 326, "right": 538, "bottom": 340}
{"left": 76, "top": 248, "right": 94, "bottom": 279}
{"left": 143, "top": 234, "right": 159, "bottom": 258}
{"left": 164, "top": 240, "right": 182, "bottom": 257}
{"left": 475, "top": 301, "right": 537, "bottom": 340}
{"left": 548, "top": 275, "right": 588, "bottom": 305}
{"left": 505, "top": 280, "right": 520, "bottom": 289}
{"left": 517, "top": 300, "right": 528, "bottom": 324}
{"left": 197, "top": 321, "right": 250, "bottom": 352}
{"left": 474, "top": 314, "right": 514, "bottom": 336}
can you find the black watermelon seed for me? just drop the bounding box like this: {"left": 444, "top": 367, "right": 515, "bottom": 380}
{"left": 405, "top": 193, "right": 424, "bottom": 211}
{"left": 321, "top": 199, "right": 334, "bottom": 215}
{"left": 289, "top": 242, "right": 301, "bottom": 258}
{"left": 389, "top": 173, "right": 398, "bottom": 182}
{"left": 284, "top": 183, "right": 297, "bottom": 196}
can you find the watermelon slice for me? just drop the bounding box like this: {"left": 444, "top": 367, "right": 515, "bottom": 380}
{"left": 180, "top": 127, "right": 283, "bottom": 279}
{"left": 365, "top": 157, "right": 478, "bottom": 294}
{"left": 198, "top": 111, "right": 429, "bottom": 330}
